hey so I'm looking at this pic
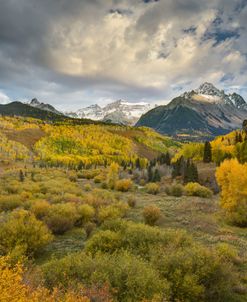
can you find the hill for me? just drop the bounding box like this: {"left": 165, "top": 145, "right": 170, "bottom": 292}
{"left": 0, "top": 116, "right": 180, "bottom": 167}
{"left": 0, "top": 101, "right": 108, "bottom": 125}
{"left": 136, "top": 82, "right": 247, "bottom": 140}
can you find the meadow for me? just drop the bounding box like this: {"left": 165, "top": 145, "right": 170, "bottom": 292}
{"left": 0, "top": 116, "right": 246, "bottom": 302}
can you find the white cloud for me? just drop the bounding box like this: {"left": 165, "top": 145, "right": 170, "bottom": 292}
{"left": 0, "top": 0, "right": 246, "bottom": 107}
{"left": 0, "top": 91, "right": 10, "bottom": 104}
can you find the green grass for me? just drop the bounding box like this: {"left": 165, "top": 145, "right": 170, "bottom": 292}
{"left": 125, "top": 191, "right": 247, "bottom": 255}
{"left": 36, "top": 228, "right": 86, "bottom": 265}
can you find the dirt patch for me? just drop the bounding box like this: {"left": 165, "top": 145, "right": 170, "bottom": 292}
{"left": 3, "top": 128, "right": 45, "bottom": 150}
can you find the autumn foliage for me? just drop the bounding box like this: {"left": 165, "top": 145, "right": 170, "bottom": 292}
{"left": 216, "top": 159, "right": 247, "bottom": 226}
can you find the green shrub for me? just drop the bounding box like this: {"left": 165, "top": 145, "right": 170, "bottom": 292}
{"left": 68, "top": 172, "right": 77, "bottom": 182}
{"left": 100, "top": 220, "right": 192, "bottom": 253}
{"left": 185, "top": 182, "right": 213, "bottom": 198}
{"left": 165, "top": 183, "right": 184, "bottom": 197}
{"left": 127, "top": 196, "right": 136, "bottom": 208}
{"left": 98, "top": 203, "right": 128, "bottom": 223}
{"left": 139, "top": 178, "right": 146, "bottom": 186}
{"left": 86, "top": 230, "right": 122, "bottom": 254}
{"left": 78, "top": 170, "right": 99, "bottom": 180}
{"left": 84, "top": 183, "right": 92, "bottom": 192}
{"left": 151, "top": 244, "right": 235, "bottom": 302}
{"left": 94, "top": 175, "right": 104, "bottom": 184}
{"left": 0, "top": 195, "right": 23, "bottom": 212}
{"left": 115, "top": 179, "right": 133, "bottom": 192}
{"left": 76, "top": 204, "right": 95, "bottom": 226}
{"left": 44, "top": 203, "right": 78, "bottom": 234}
{"left": 143, "top": 205, "right": 161, "bottom": 226}
{"left": 84, "top": 222, "right": 96, "bottom": 238}
{"left": 145, "top": 183, "right": 160, "bottom": 195}
{"left": 101, "top": 181, "right": 108, "bottom": 189}
{"left": 30, "top": 200, "right": 51, "bottom": 220}
{"left": 63, "top": 193, "right": 84, "bottom": 203}
{"left": 0, "top": 209, "right": 53, "bottom": 257}
{"left": 42, "top": 251, "right": 166, "bottom": 302}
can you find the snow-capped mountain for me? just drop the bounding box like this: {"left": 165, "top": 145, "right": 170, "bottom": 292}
{"left": 29, "top": 98, "right": 62, "bottom": 115}
{"left": 65, "top": 100, "right": 154, "bottom": 125}
{"left": 137, "top": 82, "right": 247, "bottom": 138}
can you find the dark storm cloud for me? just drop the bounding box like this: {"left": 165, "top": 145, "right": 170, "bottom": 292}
{"left": 0, "top": 0, "right": 246, "bottom": 107}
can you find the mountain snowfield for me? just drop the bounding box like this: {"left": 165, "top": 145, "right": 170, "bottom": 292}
{"left": 136, "top": 82, "right": 247, "bottom": 138}
{"left": 64, "top": 100, "right": 155, "bottom": 125}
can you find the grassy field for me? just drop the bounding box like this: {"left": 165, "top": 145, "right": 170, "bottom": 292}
{"left": 32, "top": 176, "right": 247, "bottom": 299}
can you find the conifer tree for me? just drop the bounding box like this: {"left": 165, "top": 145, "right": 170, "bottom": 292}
{"left": 183, "top": 160, "right": 198, "bottom": 183}
{"left": 203, "top": 141, "right": 212, "bottom": 163}
{"left": 135, "top": 158, "right": 141, "bottom": 170}
{"left": 153, "top": 169, "right": 161, "bottom": 182}
{"left": 243, "top": 120, "right": 247, "bottom": 134}
{"left": 165, "top": 152, "right": 171, "bottom": 165}
{"left": 148, "top": 165, "right": 153, "bottom": 182}
{"left": 19, "top": 170, "right": 25, "bottom": 182}
{"left": 238, "top": 133, "right": 243, "bottom": 143}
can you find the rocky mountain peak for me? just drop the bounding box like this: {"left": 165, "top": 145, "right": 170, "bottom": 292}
{"left": 29, "top": 98, "right": 62, "bottom": 115}
{"left": 229, "top": 93, "right": 247, "bottom": 109}
{"left": 30, "top": 98, "right": 40, "bottom": 106}
{"left": 65, "top": 100, "right": 154, "bottom": 125}
{"left": 195, "top": 82, "right": 223, "bottom": 97}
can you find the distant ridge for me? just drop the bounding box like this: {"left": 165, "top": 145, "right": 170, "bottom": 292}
{"left": 0, "top": 101, "right": 107, "bottom": 125}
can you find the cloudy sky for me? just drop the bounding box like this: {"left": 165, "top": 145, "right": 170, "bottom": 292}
{"left": 0, "top": 0, "right": 247, "bottom": 110}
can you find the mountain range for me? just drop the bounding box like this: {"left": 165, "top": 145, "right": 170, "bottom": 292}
{"left": 136, "top": 82, "right": 247, "bottom": 139}
{"left": 64, "top": 100, "right": 154, "bottom": 125}
{"left": 0, "top": 82, "right": 246, "bottom": 139}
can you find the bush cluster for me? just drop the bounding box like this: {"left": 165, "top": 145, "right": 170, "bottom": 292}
{"left": 185, "top": 182, "right": 213, "bottom": 198}
{"left": 145, "top": 182, "right": 160, "bottom": 195}
{"left": 165, "top": 183, "right": 184, "bottom": 197}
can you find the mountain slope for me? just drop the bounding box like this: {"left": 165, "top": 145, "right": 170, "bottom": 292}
{"left": 0, "top": 102, "right": 64, "bottom": 120}
{"left": 136, "top": 83, "right": 247, "bottom": 138}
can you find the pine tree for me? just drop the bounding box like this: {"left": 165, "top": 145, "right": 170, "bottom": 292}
{"left": 235, "top": 132, "right": 239, "bottom": 144}
{"left": 153, "top": 169, "right": 161, "bottom": 182}
{"left": 190, "top": 162, "right": 199, "bottom": 182}
{"left": 172, "top": 156, "right": 185, "bottom": 178}
{"left": 165, "top": 152, "right": 171, "bottom": 165}
{"left": 148, "top": 165, "right": 153, "bottom": 182}
{"left": 31, "top": 171, "right": 35, "bottom": 181}
{"left": 203, "top": 141, "right": 212, "bottom": 163}
{"left": 183, "top": 160, "right": 198, "bottom": 183}
{"left": 243, "top": 120, "right": 247, "bottom": 134}
{"left": 135, "top": 158, "right": 141, "bottom": 170}
{"left": 19, "top": 170, "right": 25, "bottom": 182}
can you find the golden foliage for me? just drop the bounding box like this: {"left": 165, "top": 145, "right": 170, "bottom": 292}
{"left": 216, "top": 159, "right": 247, "bottom": 226}
{"left": 184, "top": 182, "right": 213, "bottom": 198}
{"left": 0, "top": 256, "right": 90, "bottom": 302}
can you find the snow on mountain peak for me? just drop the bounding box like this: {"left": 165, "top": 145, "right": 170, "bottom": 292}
{"left": 195, "top": 82, "right": 222, "bottom": 96}
{"left": 181, "top": 82, "right": 241, "bottom": 108}
{"left": 65, "top": 100, "right": 154, "bottom": 125}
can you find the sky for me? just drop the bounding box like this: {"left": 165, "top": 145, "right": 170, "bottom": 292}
{"left": 0, "top": 0, "right": 247, "bottom": 110}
